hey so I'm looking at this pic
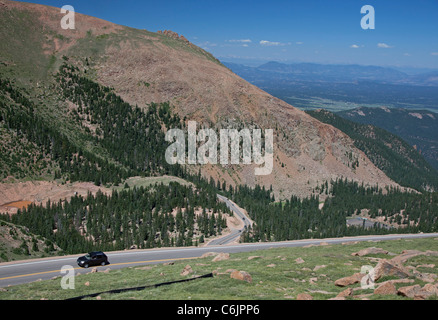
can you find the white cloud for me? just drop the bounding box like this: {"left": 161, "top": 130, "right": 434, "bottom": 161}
{"left": 260, "top": 40, "right": 280, "bottom": 46}
{"left": 198, "top": 41, "right": 217, "bottom": 49}
{"left": 431, "top": 52, "right": 438, "bottom": 56}
{"left": 295, "top": 42, "right": 303, "bottom": 45}
{"left": 350, "top": 44, "right": 360, "bottom": 49}
{"left": 227, "top": 39, "right": 252, "bottom": 43}
{"left": 260, "top": 40, "right": 290, "bottom": 46}
{"left": 377, "top": 42, "right": 393, "bottom": 48}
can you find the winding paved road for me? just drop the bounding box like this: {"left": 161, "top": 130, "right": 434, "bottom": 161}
{"left": 207, "top": 194, "right": 252, "bottom": 246}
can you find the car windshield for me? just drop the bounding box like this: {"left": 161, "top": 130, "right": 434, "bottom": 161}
{"left": 84, "top": 254, "right": 91, "bottom": 259}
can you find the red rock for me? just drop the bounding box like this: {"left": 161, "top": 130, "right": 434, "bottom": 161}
{"left": 212, "top": 252, "right": 230, "bottom": 262}
{"left": 230, "top": 271, "right": 252, "bottom": 283}
{"left": 335, "top": 273, "right": 364, "bottom": 287}
{"left": 297, "top": 293, "right": 313, "bottom": 300}
{"left": 180, "top": 265, "right": 193, "bottom": 276}
{"left": 336, "top": 288, "right": 353, "bottom": 298}
{"left": 374, "top": 282, "right": 397, "bottom": 295}
{"left": 397, "top": 285, "right": 421, "bottom": 298}
{"left": 373, "top": 259, "right": 410, "bottom": 281}
{"left": 351, "top": 247, "right": 388, "bottom": 257}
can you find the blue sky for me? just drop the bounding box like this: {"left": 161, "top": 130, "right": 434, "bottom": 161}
{"left": 19, "top": 0, "right": 438, "bottom": 69}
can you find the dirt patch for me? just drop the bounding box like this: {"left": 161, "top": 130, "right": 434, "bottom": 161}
{"left": 0, "top": 181, "right": 111, "bottom": 214}
{"left": 0, "top": 200, "right": 34, "bottom": 215}
{"left": 1, "top": 200, "right": 33, "bottom": 209}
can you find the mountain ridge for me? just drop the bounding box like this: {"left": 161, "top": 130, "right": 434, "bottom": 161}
{"left": 226, "top": 61, "right": 438, "bottom": 86}
{"left": 0, "top": 0, "right": 398, "bottom": 200}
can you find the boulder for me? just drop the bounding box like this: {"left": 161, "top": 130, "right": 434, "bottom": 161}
{"left": 390, "top": 250, "right": 438, "bottom": 266}
{"left": 296, "top": 293, "right": 313, "bottom": 300}
{"left": 336, "top": 288, "right": 353, "bottom": 298}
{"left": 309, "top": 277, "right": 318, "bottom": 285}
{"left": 313, "top": 265, "right": 327, "bottom": 272}
{"left": 335, "top": 273, "right": 364, "bottom": 287}
{"left": 421, "top": 283, "right": 438, "bottom": 296}
{"left": 225, "top": 269, "right": 238, "bottom": 274}
{"left": 328, "top": 296, "right": 346, "bottom": 300}
{"left": 373, "top": 259, "right": 410, "bottom": 282}
{"left": 390, "top": 250, "right": 424, "bottom": 265}
{"left": 200, "top": 252, "right": 218, "bottom": 258}
{"left": 410, "top": 283, "right": 438, "bottom": 300}
{"left": 351, "top": 247, "right": 389, "bottom": 257}
{"left": 295, "top": 257, "right": 305, "bottom": 264}
{"left": 230, "top": 270, "right": 252, "bottom": 283}
{"left": 414, "top": 272, "right": 436, "bottom": 283}
{"left": 212, "top": 253, "right": 230, "bottom": 262}
{"left": 180, "top": 265, "right": 193, "bottom": 276}
{"left": 397, "top": 285, "right": 422, "bottom": 298}
{"left": 374, "top": 282, "right": 397, "bottom": 296}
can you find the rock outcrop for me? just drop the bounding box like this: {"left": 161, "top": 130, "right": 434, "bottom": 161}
{"left": 351, "top": 247, "right": 389, "bottom": 257}
{"left": 157, "top": 30, "right": 191, "bottom": 44}
{"left": 373, "top": 259, "right": 411, "bottom": 282}
{"left": 334, "top": 249, "right": 438, "bottom": 300}
{"left": 230, "top": 270, "right": 252, "bottom": 283}
{"left": 335, "top": 273, "right": 365, "bottom": 287}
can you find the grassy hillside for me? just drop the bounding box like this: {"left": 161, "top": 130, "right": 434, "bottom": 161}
{"left": 1, "top": 237, "right": 437, "bottom": 300}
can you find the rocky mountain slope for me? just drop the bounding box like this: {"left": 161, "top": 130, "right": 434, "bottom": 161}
{"left": 0, "top": 0, "right": 398, "bottom": 200}
{"left": 338, "top": 107, "right": 438, "bottom": 171}
{"left": 308, "top": 109, "right": 438, "bottom": 191}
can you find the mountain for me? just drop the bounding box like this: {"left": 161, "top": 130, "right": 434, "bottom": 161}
{"left": 225, "top": 61, "right": 438, "bottom": 86}
{"left": 0, "top": 0, "right": 398, "bottom": 204}
{"left": 255, "top": 61, "right": 409, "bottom": 83}
{"left": 408, "top": 71, "right": 438, "bottom": 86}
{"left": 338, "top": 107, "right": 438, "bottom": 171}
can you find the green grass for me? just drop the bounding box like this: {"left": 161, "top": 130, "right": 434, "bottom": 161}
{"left": 1, "top": 237, "right": 437, "bottom": 300}
{"left": 112, "top": 175, "right": 193, "bottom": 192}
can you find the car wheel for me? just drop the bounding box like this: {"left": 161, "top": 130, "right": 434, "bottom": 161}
{"left": 84, "top": 264, "right": 89, "bottom": 268}
{"left": 101, "top": 262, "right": 106, "bottom": 266}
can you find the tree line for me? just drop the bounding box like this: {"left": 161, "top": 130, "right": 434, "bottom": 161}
{"left": 219, "top": 178, "right": 438, "bottom": 243}
{"left": 1, "top": 182, "right": 230, "bottom": 254}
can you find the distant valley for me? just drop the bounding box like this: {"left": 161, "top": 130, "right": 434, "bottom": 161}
{"left": 224, "top": 61, "right": 438, "bottom": 113}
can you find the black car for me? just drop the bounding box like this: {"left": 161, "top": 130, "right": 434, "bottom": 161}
{"left": 77, "top": 251, "right": 109, "bottom": 268}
